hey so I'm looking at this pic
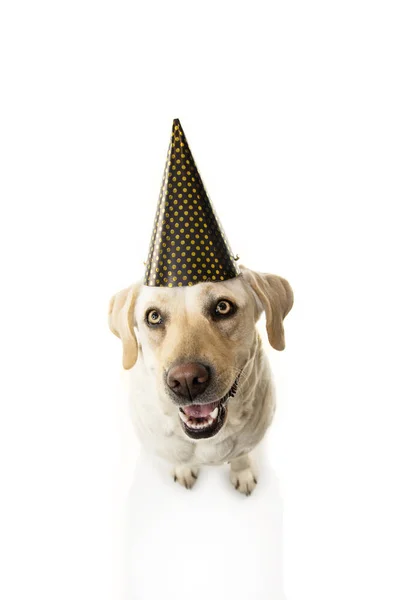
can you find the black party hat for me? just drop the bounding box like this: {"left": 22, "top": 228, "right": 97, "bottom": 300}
{"left": 144, "top": 119, "right": 240, "bottom": 287}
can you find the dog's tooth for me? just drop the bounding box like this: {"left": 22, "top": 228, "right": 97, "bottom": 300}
{"left": 179, "top": 410, "right": 189, "bottom": 423}
{"left": 183, "top": 414, "right": 219, "bottom": 431}
{"left": 210, "top": 407, "right": 218, "bottom": 419}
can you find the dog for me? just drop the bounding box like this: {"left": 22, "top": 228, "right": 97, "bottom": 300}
{"left": 109, "top": 265, "right": 293, "bottom": 495}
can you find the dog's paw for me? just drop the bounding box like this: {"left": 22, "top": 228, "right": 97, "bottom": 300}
{"left": 173, "top": 466, "right": 199, "bottom": 490}
{"left": 230, "top": 467, "right": 258, "bottom": 496}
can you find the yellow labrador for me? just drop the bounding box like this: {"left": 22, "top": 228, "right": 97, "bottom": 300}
{"left": 109, "top": 265, "right": 293, "bottom": 495}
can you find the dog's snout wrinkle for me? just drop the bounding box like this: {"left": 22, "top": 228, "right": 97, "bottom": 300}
{"left": 167, "top": 362, "right": 210, "bottom": 401}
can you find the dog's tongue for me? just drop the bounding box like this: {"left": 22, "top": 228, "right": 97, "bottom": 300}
{"left": 182, "top": 401, "right": 219, "bottom": 418}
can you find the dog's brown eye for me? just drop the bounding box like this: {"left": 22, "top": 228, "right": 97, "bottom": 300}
{"left": 215, "top": 300, "right": 233, "bottom": 316}
{"left": 146, "top": 309, "right": 163, "bottom": 325}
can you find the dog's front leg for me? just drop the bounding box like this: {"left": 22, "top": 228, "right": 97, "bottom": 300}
{"left": 229, "top": 454, "right": 258, "bottom": 496}
{"left": 172, "top": 465, "right": 200, "bottom": 489}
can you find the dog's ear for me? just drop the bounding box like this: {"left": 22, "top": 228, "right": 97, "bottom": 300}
{"left": 108, "top": 283, "right": 141, "bottom": 370}
{"left": 241, "top": 266, "right": 294, "bottom": 351}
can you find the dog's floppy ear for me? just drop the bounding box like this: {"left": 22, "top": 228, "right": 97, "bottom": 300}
{"left": 108, "top": 283, "right": 141, "bottom": 370}
{"left": 241, "top": 266, "right": 294, "bottom": 351}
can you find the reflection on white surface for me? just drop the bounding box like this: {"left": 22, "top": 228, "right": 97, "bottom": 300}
{"left": 124, "top": 444, "right": 285, "bottom": 600}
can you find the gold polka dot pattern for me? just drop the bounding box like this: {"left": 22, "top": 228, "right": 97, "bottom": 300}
{"left": 144, "top": 119, "right": 240, "bottom": 288}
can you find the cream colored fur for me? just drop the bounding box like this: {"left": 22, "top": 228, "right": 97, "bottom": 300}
{"left": 109, "top": 266, "right": 293, "bottom": 495}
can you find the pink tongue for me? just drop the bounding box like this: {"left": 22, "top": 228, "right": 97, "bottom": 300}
{"left": 183, "top": 401, "right": 219, "bottom": 418}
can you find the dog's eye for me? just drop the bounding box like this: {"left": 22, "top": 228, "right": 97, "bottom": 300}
{"left": 215, "top": 300, "right": 234, "bottom": 317}
{"left": 146, "top": 309, "right": 163, "bottom": 326}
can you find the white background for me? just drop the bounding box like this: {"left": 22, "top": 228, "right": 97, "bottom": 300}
{"left": 1, "top": 1, "right": 399, "bottom": 598}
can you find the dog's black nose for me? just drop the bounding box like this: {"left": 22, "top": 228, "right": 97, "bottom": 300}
{"left": 167, "top": 362, "right": 210, "bottom": 400}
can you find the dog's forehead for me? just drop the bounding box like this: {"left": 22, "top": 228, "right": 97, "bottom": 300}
{"left": 136, "top": 278, "right": 248, "bottom": 314}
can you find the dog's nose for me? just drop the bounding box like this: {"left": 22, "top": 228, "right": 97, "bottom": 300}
{"left": 167, "top": 362, "right": 210, "bottom": 400}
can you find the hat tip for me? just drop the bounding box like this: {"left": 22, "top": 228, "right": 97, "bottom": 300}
{"left": 173, "top": 118, "right": 181, "bottom": 127}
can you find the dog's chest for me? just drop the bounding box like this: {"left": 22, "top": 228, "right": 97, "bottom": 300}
{"left": 152, "top": 431, "right": 242, "bottom": 466}
{"left": 192, "top": 437, "right": 238, "bottom": 465}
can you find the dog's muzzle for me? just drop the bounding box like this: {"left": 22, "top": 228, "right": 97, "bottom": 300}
{"left": 177, "top": 373, "right": 241, "bottom": 440}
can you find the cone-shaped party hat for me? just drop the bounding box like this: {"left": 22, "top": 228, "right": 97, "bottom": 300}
{"left": 144, "top": 119, "right": 240, "bottom": 287}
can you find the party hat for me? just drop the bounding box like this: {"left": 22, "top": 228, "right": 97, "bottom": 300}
{"left": 144, "top": 119, "right": 240, "bottom": 287}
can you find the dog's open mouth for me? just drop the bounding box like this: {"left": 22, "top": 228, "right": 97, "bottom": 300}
{"left": 178, "top": 374, "right": 240, "bottom": 439}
